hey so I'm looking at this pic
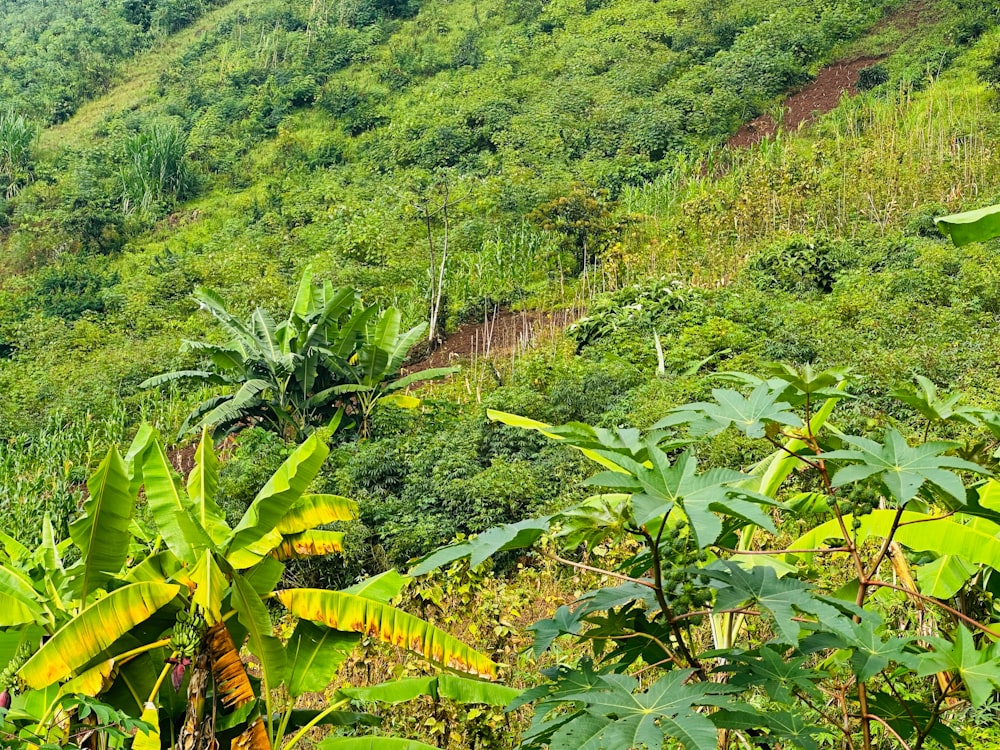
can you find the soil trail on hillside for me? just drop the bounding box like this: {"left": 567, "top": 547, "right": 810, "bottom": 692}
{"left": 727, "top": 56, "right": 885, "bottom": 147}
{"left": 728, "top": 0, "right": 936, "bottom": 147}
{"left": 405, "top": 307, "right": 582, "bottom": 373}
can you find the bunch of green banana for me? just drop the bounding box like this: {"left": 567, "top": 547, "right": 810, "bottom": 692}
{"left": 170, "top": 609, "right": 206, "bottom": 659}
{"left": 0, "top": 640, "right": 33, "bottom": 700}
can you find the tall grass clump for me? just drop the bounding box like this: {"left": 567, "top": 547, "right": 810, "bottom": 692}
{"left": 0, "top": 109, "right": 37, "bottom": 198}
{"left": 119, "top": 122, "right": 196, "bottom": 216}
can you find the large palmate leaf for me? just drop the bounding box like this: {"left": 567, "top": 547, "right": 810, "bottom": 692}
{"left": 890, "top": 376, "right": 984, "bottom": 425}
{"left": 935, "top": 203, "right": 1000, "bottom": 246}
{"left": 587, "top": 451, "right": 776, "bottom": 547}
{"left": 275, "top": 494, "right": 357, "bottom": 534}
{"left": 704, "top": 561, "right": 855, "bottom": 645}
{"left": 660, "top": 383, "right": 802, "bottom": 438}
{"left": 276, "top": 588, "right": 498, "bottom": 678}
{"left": 844, "top": 618, "right": 920, "bottom": 682}
{"left": 918, "top": 625, "right": 1000, "bottom": 706}
{"left": 820, "top": 429, "right": 984, "bottom": 506}
{"left": 68, "top": 446, "right": 134, "bottom": 600}
{"left": 545, "top": 671, "right": 729, "bottom": 750}
{"left": 866, "top": 692, "right": 961, "bottom": 749}
{"left": 716, "top": 645, "right": 826, "bottom": 703}
{"left": 227, "top": 433, "right": 330, "bottom": 566}
{"left": 19, "top": 581, "right": 180, "bottom": 689}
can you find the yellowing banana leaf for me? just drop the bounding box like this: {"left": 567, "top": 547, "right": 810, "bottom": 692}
{"left": 487, "top": 410, "right": 628, "bottom": 473}
{"left": 132, "top": 702, "right": 161, "bottom": 750}
{"left": 275, "top": 494, "right": 358, "bottom": 535}
{"left": 379, "top": 393, "right": 421, "bottom": 409}
{"left": 68, "top": 447, "right": 134, "bottom": 601}
{"left": 271, "top": 531, "right": 345, "bottom": 560}
{"left": 319, "top": 738, "right": 439, "bottom": 750}
{"left": 206, "top": 621, "right": 255, "bottom": 709}
{"left": 57, "top": 658, "right": 117, "bottom": 698}
{"left": 227, "top": 433, "right": 330, "bottom": 564}
{"left": 276, "top": 588, "right": 498, "bottom": 679}
{"left": 186, "top": 427, "right": 231, "bottom": 546}
{"left": 18, "top": 581, "right": 180, "bottom": 689}
{"left": 231, "top": 715, "right": 271, "bottom": 750}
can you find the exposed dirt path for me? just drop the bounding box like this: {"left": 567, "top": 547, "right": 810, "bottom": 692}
{"left": 728, "top": 0, "right": 936, "bottom": 147}
{"left": 405, "top": 307, "right": 582, "bottom": 373}
{"left": 727, "top": 56, "right": 885, "bottom": 147}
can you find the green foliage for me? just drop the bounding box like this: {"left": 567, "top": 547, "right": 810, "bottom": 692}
{"left": 142, "top": 268, "right": 454, "bottom": 439}
{"left": 119, "top": 123, "right": 196, "bottom": 217}
{"left": 0, "top": 426, "right": 506, "bottom": 749}
{"left": 416, "top": 367, "right": 1000, "bottom": 747}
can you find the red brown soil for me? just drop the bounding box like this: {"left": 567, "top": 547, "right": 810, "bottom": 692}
{"left": 727, "top": 56, "right": 885, "bottom": 147}
{"left": 405, "top": 307, "right": 582, "bottom": 373}
{"left": 728, "top": 0, "right": 937, "bottom": 147}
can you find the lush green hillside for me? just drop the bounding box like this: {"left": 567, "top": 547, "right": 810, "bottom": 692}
{"left": 3, "top": 0, "right": 1000, "bottom": 746}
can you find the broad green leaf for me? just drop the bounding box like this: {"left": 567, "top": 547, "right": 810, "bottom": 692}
{"left": 276, "top": 588, "right": 498, "bottom": 678}
{"left": 0, "top": 565, "right": 49, "bottom": 626}
{"left": 0, "top": 529, "right": 28, "bottom": 562}
{"left": 844, "top": 619, "right": 919, "bottom": 682}
{"left": 917, "top": 626, "right": 1000, "bottom": 706}
{"left": 820, "top": 429, "right": 984, "bottom": 506}
{"left": 409, "top": 517, "right": 552, "bottom": 576}
{"left": 68, "top": 447, "right": 134, "bottom": 601}
{"left": 705, "top": 561, "right": 854, "bottom": 645}
{"left": 189, "top": 551, "right": 227, "bottom": 623}
{"left": 916, "top": 554, "right": 975, "bottom": 599}
{"left": 19, "top": 581, "right": 180, "bottom": 689}
{"left": 227, "top": 433, "right": 330, "bottom": 566}
{"left": 286, "top": 619, "right": 358, "bottom": 698}
{"left": 378, "top": 393, "right": 421, "bottom": 409}
{"left": 319, "top": 739, "right": 439, "bottom": 750}
{"left": 890, "top": 376, "right": 983, "bottom": 425}
{"left": 384, "top": 366, "right": 460, "bottom": 393}
{"left": 343, "top": 569, "right": 409, "bottom": 603}
{"left": 717, "top": 646, "right": 825, "bottom": 702}
{"left": 789, "top": 511, "right": 1000, "bottom": 571}
{"left": 230, "top": 572, "right": 285, "bottom": 701}
{"left": 664, "top": 383, "right": 802, "bottom": 439}
{"left": 275, "top": 494, "right": 357, "bottom": 535}
{"left": 935, "top": 203, "right": 1000, "bottom": 246}
{"left": 555, "top": 671, "right": 727, "bottom": 750}
{"left": 137, "top": 434, "right": 214, "bottom": 564}
{"left": 866, "top": 691, "right": 961, "bottom": 748}
{"left": 186, "top": 427, "right": 230, "bottom": 545}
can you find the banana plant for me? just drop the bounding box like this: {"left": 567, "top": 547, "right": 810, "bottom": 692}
{"left": 0, "top": 426, "right": 511, "bottom": 749}
{"left": 320, "top": 307, "right": 458, "bottom": 436}
{"left": 142, "top": 268, "right": 455, "bottom": 441}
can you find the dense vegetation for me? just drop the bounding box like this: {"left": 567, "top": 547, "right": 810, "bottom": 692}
{"left": 4, "top": 0, "right": 1000, "bottom": 746}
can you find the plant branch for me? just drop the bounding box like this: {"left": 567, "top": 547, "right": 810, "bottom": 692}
{"left": 544, "top": 551, "right": 656, "bottom": 588}
{"left": 863, "top": 579, "right": 1000, "bottom": 638}
{"left": 866, "top": 712, "right": 912, "bottom": 750}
